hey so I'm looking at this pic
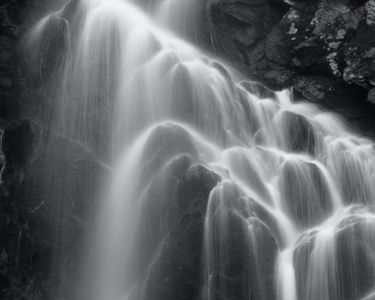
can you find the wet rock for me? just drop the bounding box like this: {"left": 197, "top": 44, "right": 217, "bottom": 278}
{"left": 133, "top": 155, "right": 221, "bottom": 300}
{"left": 293, "top": 75, "right": 364, "bottom": 120}
{"left": 208, "top": 0, "right": 290, "bottom": 89}
{"left": 0, "top": 121, "right": 110, "bottom": 300}
{"left": 362, "top": 291, "right": 375, "bottom": 300}
{"left": 140, "top": 123, "right": 199, "bottom": 185}
{"left": 279, "top": 159, "right": 332, "bottom": 227}
{"left": 294, "top": 207, "right": 375, "bottom": 300}
{"left": 331, "top": 148, "right": 374, "bottom": 205}
{"left": 26, "top": 12, "right": 70, "bottom": 85}
{"left": 368, "top": 87, "right": 375, "bottom": 103}
{"left": 278, "top": 111, "right": 316, "bottom": 154}
{"left": 239, "top": 80, "right": 275, "bottom": 99}
{"left": 20, "top": 127, "right": 110, "bottom": 217}
{"left": 336, "top": 217, "right": 375, "bottom": 299}
{"left": 2, "top": 119, "right": 38, "bottom": 167}
{"left": 208, "top": 0, "right": 375, "bottom": 136}
{"left": 293, "top": 76, "right": 331, "bottom": 102}
{"left": 1, "top": 119, "right": 39, "bottom": 195}
{"left": 203, "top": 182, "right": 278, "bottom": 300}
{"left": 365, "top": 0, "right": 375, "bottom": 25}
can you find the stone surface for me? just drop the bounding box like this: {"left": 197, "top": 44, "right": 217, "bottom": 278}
{"left": 0, "top": 0, "right": 69, "bottom": 122}
{"left": 368, "top": 87, "right": 375, "bottom": 103}
{"left": 279, "top": 111, "right": 316, "bottom": 154}
{"left": 279, "top": 159, "right": 332, "bottom": 227}
{"left": 294, "top": 206, "right": 375, "bottom": 300}
{"left": 207, "top": 0, "right": 375, "bottom": 137}
{"left": 131, "top": 155, "right": 221, "bottom": 300}
{"left": 0, "top": 119, "right": 110, "bottom": 300}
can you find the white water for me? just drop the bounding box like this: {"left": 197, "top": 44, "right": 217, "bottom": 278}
{"left": 27, "top": 0, "right": 375, "bottom": 299}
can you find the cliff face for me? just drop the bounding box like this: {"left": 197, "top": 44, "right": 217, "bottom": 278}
{"left": 207, "top": 0, "right": 375, "bottom": 136}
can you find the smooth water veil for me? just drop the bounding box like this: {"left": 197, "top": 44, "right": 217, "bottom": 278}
{"left": 25, "top": 0, "right": 375, "bottom": 299}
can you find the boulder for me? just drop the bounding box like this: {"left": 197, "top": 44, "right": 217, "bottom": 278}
{"left": 279, "top": 159, "right": 332, "bottom": 227}
{"left": 294, "top": 206, "right": 375, "bottom": 300}
{"left": 132, "top": 155, "right": 221, "bottom": 300}
{"left": 278, "top": 111, "right": 316, "bottom": 154}
{"left": 202, "top": 182, "right": 278, "bottom": 300}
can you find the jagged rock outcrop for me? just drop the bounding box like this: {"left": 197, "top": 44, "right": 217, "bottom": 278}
{"left": 207, "top": 0, "right": 375, "bottom": 136}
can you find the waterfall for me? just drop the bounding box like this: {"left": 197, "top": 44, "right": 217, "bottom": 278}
{"left": 25, "top": 0, "right": 375, "bottom": 299}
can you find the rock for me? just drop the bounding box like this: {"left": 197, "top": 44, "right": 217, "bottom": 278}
{"left": 279, "top": 159, "right": 332, "bottom": 227}
{"left": 207, "top": 0, "right": 375, "bottom": 136}
{"left": 1, "top": 119, "right": 39, "bottom": 195}
{"left": 203, "top": 182, "right": 278, "bottom": 300}
{"left": 293, "top": 75, "right": 364, "bottom": 120}
{"left": 278, "top": 111, "right": 316, "bottom": 154}
{"left": 238, "top": 80, "right": 275, "bottom": 99}
{"left": 140, "top": 123, "right": 199, "bottom": 186}
{"left": 208, "top": 0, "right": 290, "bottom": 89}
{"left": 25, "top": 12, "right": 70, "bottom": 85}
{"left": 329, "top": 145, "right": 374, "bottom": 205}
{"left": 132, "top": 155, "right": 221, "bottom": 300}
{"left": 368, "top": 87, "right": 375, "bottom": 103}
{"left": 294, "top": 206, "right": 375, "bottom": 299}
{"left": 343, "top": 21, "right": 375, "bottom": 89}
{"left": 2, "top": 119, "right": 38, "bottom": 166}
{"left": 293, "top": 76, "right": 334, "bottom": 102}
{"left": 0, "top": 121, "right": 110, "bottom": 300}
{"left": 365, "top": 0, "right": 375, "bottom": 25}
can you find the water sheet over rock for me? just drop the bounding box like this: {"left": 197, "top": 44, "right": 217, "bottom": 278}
{"left": 15, "top": 0, "right": 375, "bottom": 300}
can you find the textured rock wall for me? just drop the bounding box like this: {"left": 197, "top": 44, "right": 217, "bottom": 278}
{"left": 208, "top": 0, "right": 375, "bottom": 136}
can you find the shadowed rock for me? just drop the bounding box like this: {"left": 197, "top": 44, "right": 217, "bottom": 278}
{"left": 203, "top": 182, "right": 278, "bottom": 300}
{"left": 279, "top": 159, "right": 332, "bottom": 227}
{"left": 294, "top": 207, "right": 375, "bottom": 300}
{"left": 0, "top": 120, "right": 110, "bottom": 300}
{"left": 131, "top": 154, "right": 220, "bottom": 300}
{"left": 278, "top": 111, "right": 316, "bottom": 155}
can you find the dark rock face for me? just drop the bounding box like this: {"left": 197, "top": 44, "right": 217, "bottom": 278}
{"left": 208, "top": 0, "right": 290, "bottom": 84}
{"left": 2, "top": 119, "right": 37, "bottom": 166}
{"left": 131, "top": 155, "right": 221, "bottom": 300}
{"left": 207, "top": 0, "right": 375, "bottom": 136}
{"left": 1, "top": 119, "right": 39, "bottom": 195}
{"left": 0, "top": 119, "right": 110, "bottom": 300}
{"left": 203, "top": 182, "right": 278, "bottom": 300}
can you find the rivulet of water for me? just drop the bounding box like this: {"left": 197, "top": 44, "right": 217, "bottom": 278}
{"left": 26, "top": 0, "right": 375, "bottom": 299}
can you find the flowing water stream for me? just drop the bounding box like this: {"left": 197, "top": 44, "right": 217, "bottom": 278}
{"left": 26, "top": 0, "right": 375, "bottom": 299}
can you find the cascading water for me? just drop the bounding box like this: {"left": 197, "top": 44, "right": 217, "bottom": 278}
{"left": 25, "top": 0, "right": 375, "bottom": 299}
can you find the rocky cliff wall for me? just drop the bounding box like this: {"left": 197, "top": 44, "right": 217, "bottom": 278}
{"left": 207, "top": 0, "right": 375, "bottom": 136}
